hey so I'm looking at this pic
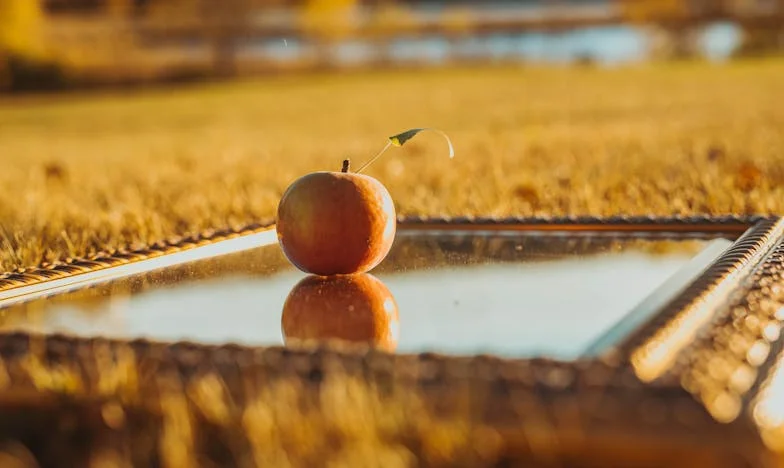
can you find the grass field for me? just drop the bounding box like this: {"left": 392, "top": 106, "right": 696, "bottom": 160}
{"left": 2, "top": 59, "right": 784, "bottom": 272}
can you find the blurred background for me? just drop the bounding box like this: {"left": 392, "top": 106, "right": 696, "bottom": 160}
{"left": 2, "top": 0, "right": 783, "bottom": 92}
{"left": 2, "top": 0, "right": 784, "bottom": 272}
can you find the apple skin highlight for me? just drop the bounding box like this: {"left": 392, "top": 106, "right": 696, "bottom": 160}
{"left": 276, "top": 170, "right": 396, "bottom": 276}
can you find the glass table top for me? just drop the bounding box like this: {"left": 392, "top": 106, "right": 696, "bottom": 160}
{"left": 0, "top": 228, "right": 737, "bottom": 360}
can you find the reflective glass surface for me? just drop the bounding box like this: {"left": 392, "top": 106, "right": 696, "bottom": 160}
{"left": 0, "top": 228, "right": 736, "bottom": 359}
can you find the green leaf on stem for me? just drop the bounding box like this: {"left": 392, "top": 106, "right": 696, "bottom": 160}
{"left": 388, "top": 128, "right": 455, "bottom": 159}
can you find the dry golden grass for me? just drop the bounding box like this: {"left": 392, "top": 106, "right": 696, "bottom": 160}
{"left": 2, "top": 59, "right": 784, "bottom": 272}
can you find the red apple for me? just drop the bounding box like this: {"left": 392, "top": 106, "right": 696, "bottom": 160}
{"left": 281, "top": 273, "right": 399, "bottom": 351}
{"left": 276, "top": 161, "right": 396, "bottom": 276}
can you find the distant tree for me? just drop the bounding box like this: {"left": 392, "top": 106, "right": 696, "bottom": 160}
{"left": 726, "top": 0, "right": 784, "bottom": 16}
{"left": 0, "top": 0, "right": 45, "bottom": 55}
{"left": 617, "top": 0, "right": 700, "bottom": 59}
{"left": 366, "top": 1, "right": 415, "bottom": 65}
{"left": 618, "top": 0, "right": 689, "bottom": 23}
{"left": 728, "top": 0, "right": 784, "bottom": 56}
{"left": 440, "top": 6, "right": 473, "bottom": 36}
{"left": 106, "top": 0, "right": 133, "bottom": 18}
{"left": 299, "top": 0, "right": 359, "bottom": 67}
{"left": 102, "top": 0, "right": 138, "bottom": 70}
{"left": 146, "top": 0, "right": 257, "bottom": 77}
{"left": 200, "top": 0, "right": 256, "bottom": 76}
{"left": 440, "top": 6, "right": 473, "bottom": 61}
{"left": 0, "top": 0, "right": 46, "bottom": 88}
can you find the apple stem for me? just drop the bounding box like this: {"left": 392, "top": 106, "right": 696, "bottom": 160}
{"left": 354, "top": 141, "right": 392, "bottom": 174}
{"left": 341, "top": 159, "right": 350, "bottom": 173}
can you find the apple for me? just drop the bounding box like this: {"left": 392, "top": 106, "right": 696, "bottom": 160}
{"left": 281, "top": 273, "right": 399, "bottom": 351}
{"left": 275, "top": 128, "right": 454, "bottom": 276}
{"left": 276, "top": 160, "right": 396, "bottom": 276}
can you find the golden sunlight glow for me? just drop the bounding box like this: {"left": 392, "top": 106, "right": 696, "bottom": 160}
{"left": 753, "top": 349, "right": 784, "bottom": 451}
{"left": 632, "top": 290, "right": 734, "bottom": 382}
{"left": 631, "top": 220, "right": 784, "bottom": 382}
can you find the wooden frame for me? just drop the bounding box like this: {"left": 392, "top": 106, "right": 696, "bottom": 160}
{"left": 0, "top": 215, "right": 782, "bottom": 467}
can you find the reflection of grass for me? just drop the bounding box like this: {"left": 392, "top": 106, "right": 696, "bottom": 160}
{"left": 377, "top": 234, "right": 714, "bottom": 273}
{"left": 2, "top": 60, "right": 784, "bottom": 271}
{"left": 0, "top": 338, "right": 708, "bottom": 467}
{"left": 0, "top": 360, "right": 474, "bottom": 466}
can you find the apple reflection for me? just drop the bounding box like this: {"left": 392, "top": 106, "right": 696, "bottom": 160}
{"left": 281, "top": 273, "right": 399, "bottom": 351}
